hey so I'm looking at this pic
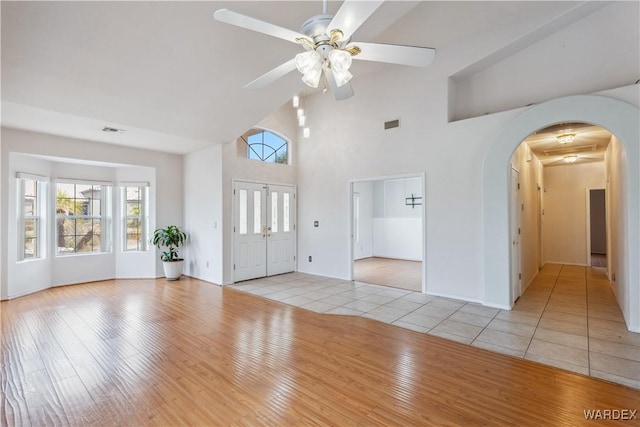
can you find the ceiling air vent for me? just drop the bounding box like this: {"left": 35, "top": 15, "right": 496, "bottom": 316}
{"left": 102, "top": 126, "right": 125, "bottom": 133}
{"left": 384, "top": 119, "right": 400, "bottom": 130}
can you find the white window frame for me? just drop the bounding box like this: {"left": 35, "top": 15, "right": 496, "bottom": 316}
{"left": 242, "top": 129, "right": 289, "bottom": 164}
{"left": 55, "top": 179, "right": 112, "bottom": 256}
{"left": 122, "top": 183, "right": 149, "bottom": 252}
{"left": 17, "top": 173, "right": 47, "bottom": 261}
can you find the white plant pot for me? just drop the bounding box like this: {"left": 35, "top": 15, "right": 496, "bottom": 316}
{"left": 162, "top": 260, "right": 184, "bottom": 281}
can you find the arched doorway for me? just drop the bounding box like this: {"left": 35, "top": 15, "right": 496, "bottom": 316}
{"left": 482, "top": 95, "right": 639, "bottom": 333}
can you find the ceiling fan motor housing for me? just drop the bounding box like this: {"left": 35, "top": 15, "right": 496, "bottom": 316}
{"left": 301, "top": 14, "right": 341, "bottom": 47}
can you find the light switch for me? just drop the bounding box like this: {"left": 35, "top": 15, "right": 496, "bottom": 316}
{"left": 314, "top": 221, "right": 319, "bottom": 227}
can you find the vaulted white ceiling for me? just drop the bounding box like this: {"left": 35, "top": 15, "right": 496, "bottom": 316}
{"left": 1, "top": 1, "right": 595, "bottom": 154}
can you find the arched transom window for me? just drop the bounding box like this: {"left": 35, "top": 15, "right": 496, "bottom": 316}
{"left": 238, "top": 129, "right": 288, "bottom": 164}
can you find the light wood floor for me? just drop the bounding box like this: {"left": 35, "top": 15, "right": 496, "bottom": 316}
{"left": 353, "top": 257, "right": 422, "bottom": 291}
{"left": 2, "top": 278, "right": 639, "bottom": 426}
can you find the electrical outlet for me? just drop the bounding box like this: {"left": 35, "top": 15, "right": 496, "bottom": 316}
{"left": 308, "top": 256, "right": 312, "bottom": 262}
{"left": 206, "top": 261, "right": 209, "bottom": 268}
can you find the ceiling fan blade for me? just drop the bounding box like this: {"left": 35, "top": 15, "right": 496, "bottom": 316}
{"left": 328, "top": 0, "right": 384, "bottom": 41}
{"left": 214, "top": 9, "right": 308, "bottom": 44}
{"left": 244, "top": 59, "right": 298, "bottom": 90}
{"left": 325, "top": 69, "right": 354, "bottom": 101}
{"left": 352, "top": 42, "right": 436, "bottom": 67}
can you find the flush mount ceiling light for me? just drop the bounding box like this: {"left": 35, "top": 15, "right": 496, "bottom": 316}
{"left": 563, "top": 155, "right": 578, "bottom": 163}
{"left": 214, "top": 0, "right": 436, "bottom": 101}
{"left": 557, "top": 133, "right": 575, "bottom": 144}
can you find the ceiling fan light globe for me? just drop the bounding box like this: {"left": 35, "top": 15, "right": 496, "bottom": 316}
{"left": 295, "top": 50, "right": 322, "bottom": 74}
{"left": 333, "top": 69, "right": 353, "bottom": 87}
{"left": 328, "top": 49, "right": 352, "bottom": 72}
{"left": 301, "top": 67, "right": 322, "bottom": 88}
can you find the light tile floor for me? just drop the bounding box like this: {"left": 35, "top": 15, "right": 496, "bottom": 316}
{"left": 231, "top": 264, "right": 640, "bottom": 389}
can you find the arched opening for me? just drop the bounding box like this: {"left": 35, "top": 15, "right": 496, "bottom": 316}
{"left": 509, "top": 123, "right": 613, "bottom": 302}
{"left": 482, "top": 95, "right": 639, "bottom": 334}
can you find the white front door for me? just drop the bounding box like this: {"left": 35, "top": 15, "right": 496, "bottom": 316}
{"left": 234, "top": 182, "right": 296, "bottom": 282}
{"left": 266, "top": 185, "right": 296, "bottom": 276}
{"left": 510, "top": 168, "right": 522, "bottom": 304}
{"left": 234, "top": 182, "right": 268, "bottom": 282}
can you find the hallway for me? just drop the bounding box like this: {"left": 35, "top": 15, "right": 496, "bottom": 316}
{"left": 233, "top": 264, "right": 640, "bottom": 389}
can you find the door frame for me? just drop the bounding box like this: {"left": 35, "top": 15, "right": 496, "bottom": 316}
{"left": 586, "top": 187, "right": 607, "bottom": 271}
{"left": 509, "top": 166, "right": 522, "bottom": 304}
{"left": 348, "top": 172, "right": 427, "bottom": 293}
{"left": 231, "top": 179, "right": 297, "bottom": 283}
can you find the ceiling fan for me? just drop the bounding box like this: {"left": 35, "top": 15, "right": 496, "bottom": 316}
{"left": 214, "top": 0, "right": 436, "bottom": 101}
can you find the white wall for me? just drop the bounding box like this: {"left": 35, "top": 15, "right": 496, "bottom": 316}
{"left": 372, "top": 177, "right": 422, "bottom": 261}
{"left": 605, "top": 136, "right": 626, "bottom": 312}
{"left": 352, "top": 181, "right": 373, "bottom": 260}
{"left": 1, "top": 127, "right": 182, "bottom": 299}
{"left": 296, "top": 69, "right": 509, "bottom": 301}
{"left": 183, "top": 144, "right": 224, "bottom": 285}
{"left": 543, "top": 162, "right": 606, "bottom": 265}
{"left": 452, "top": 2, "right": 640, "bottom": 120}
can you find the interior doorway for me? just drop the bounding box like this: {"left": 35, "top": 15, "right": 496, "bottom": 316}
{"left": 233, "top": 181, "right": 296, "bottom": 282}
{"left": 588, "top": 188, "right": 607, "bottom": 268}
{"left": 350, "top": 175, "right": 425, "bottom": 292}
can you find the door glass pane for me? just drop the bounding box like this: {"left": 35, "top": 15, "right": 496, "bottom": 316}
{"left": 283, "top": 193, "right": 290, "bottom": 232}
{"left": 254, "top": 190, "right": 261, "bottom": 234}
{"left": 271, "top": 192, "right": 278, "bottom": 233}
{"left": 239, "top": 189, "right": 247, "bottom": 235}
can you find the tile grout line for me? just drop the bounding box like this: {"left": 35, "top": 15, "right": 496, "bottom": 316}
{"left": 522, "top": 265, "right": 564, "bottom": 357}
{"left": 467, "top": 308, "right": 503, "bottom": 349}
{"left": 585, "top": 267, "right": 591, "bottom": 376}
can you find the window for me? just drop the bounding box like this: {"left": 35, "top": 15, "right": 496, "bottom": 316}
{"left": 283, "top": 193, "right": 290, "bottom": 232}
{"left": 123, "top": 185, "right": 148, "bottom": 251}
{"left": 238, "top": 129, "right": 288, "bottom": 164}
{"left": 239, "top": 189, "right": 247, "bottom": 235}
{"left": 271, "top": 192, "right": 278, "bottom": 232}
{"left": 253, "top": 190, "right": 262, "bottom": 234}
{"left": 17, "top": 174, "right": 45, "bottom": 260}
{"left": 56, "top": 181, "right": 111, "bottom": 255}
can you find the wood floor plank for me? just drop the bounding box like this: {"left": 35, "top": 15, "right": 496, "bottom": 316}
{"left": 2, "top": 277, "right": 639, "bottom": 426}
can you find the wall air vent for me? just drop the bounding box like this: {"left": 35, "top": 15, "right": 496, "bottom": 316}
{"left": 384, "top": 119, "right": 400, "bottom": 130}
{"left": 102, "top": 126, "right": 126, "bottom": 133}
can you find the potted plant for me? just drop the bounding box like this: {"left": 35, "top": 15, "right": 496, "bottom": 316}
{"left": 152, "top": 225, "right": 187, "bottom": 281}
